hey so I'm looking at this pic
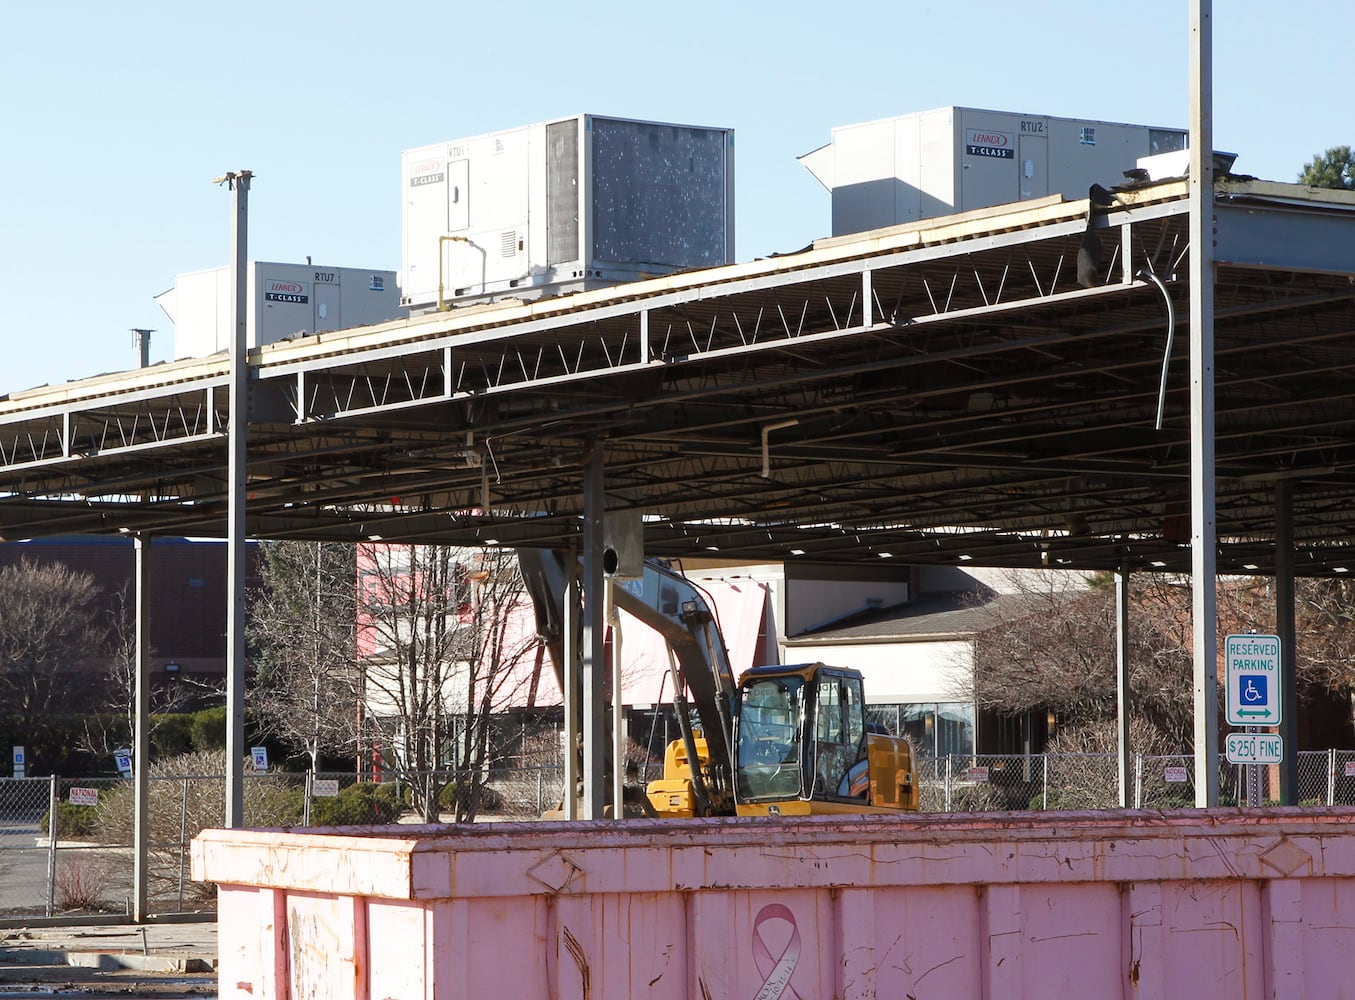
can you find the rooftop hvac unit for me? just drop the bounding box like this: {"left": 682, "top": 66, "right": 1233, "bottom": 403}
{"left": 800, "top": 106, "right": 1189, "bottom": 237}
{"left": 401, "top": 114, "right": 734, "bottom": 312}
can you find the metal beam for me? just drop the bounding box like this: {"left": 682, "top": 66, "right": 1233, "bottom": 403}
{"left": 222, "top": 170, "right": 251, "bottom": 828}
{"left": 1189, "top": 0, "right": 1220, "bottom": 807}
{"left": 1116, "top": 565, "right": 1132, "bottom": 808}
{"left": 1276, "top": 480, "right": 1298, "bottom": 804}
{"left": 131, "top": 533, "right": 151, "bottom": 921}
{"left": 1215, "top": 202, "right": 1355, "bottom": 274}
{"left": 581, "top": 445, "right": 608, "bottom": 819}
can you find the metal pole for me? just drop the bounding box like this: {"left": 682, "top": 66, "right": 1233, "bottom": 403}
{"left": 218, "top": 169, "right": 252, "bottom": 829}
{"left": 1189, "top": 0, "right": 1220, "bottom": 807}
{"left": 177, "top": 777, "right": 189, "bottom": 911}
{"left": 1115, "top": 566, "right": 1132, "bottom": 807}
{"left": 44, "top": 775, "right": 57, "bottom": 918}
{"left": 581, "top": 445, "right": 608, "bottom": 819}
{"left": 1328, "top": 748, "right": 1337, "bottom": 806}
{"left": 1275, "top": 480, "right": 1298, "bottom": 804}
{"left": 562, "top": 571, "right": 579, "bottom": 820}
{"left": 132, "top": 533, "right": 151, "bottom": 920}
{"left": 609, "top": 578, "right": 626, "bottom": 817}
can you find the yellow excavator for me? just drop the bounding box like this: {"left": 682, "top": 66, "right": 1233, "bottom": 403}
{"left": 518, "top": 551, "right": 917, "bottom": 818}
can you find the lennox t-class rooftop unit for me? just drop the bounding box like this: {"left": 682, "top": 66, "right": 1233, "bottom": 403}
{"left": 401, "top": 114, "right": 734, "bottom": 312}
{"left": 800, "top": 106, "right": 1188, "bottom": 237}
{"left": 155, "top": 262, "right": 402, "bottom": 361}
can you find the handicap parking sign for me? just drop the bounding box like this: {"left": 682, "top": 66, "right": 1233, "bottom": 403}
{"left": 1239, "top": 674, "right": 1268, "bottom": 707}
{"left": 1225, "top": 634, "right": 1281, "bottom": 725}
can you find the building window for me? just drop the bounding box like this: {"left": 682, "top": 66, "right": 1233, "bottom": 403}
{"left": 869, "top": 702, "right": 975, "bottom": 758}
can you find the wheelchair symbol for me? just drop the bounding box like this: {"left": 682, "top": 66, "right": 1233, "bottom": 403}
{"left": 1239, "top": 675, "right": 1267, "bottom": 704}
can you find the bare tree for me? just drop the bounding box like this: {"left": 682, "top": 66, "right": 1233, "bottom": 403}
{"left": 247, "top": 541, "right": 360, "bottom": 772}
{"left": 0, "top": 557, "right": 107, "bottom": 741}
{"left": 968, "top": 570, "right": 1195, "bottom": 747}
{"left": 81, "top": 582, "right": 223, "bottom": 760}
{"left": 356, "top": 544, "right": 539, "bottom": 821}
{"left": 443, "top": 547, "right": 539, "bottom": 822}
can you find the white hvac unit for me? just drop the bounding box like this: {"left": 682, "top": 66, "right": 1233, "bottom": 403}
{"left": 401, "top": 114, "right": 734, "bottom": 312}
{"left": 800, "top": 106, "right": 1189, "bottom": 237}
{"left": 156, "top": 262, "right": 402, "bottom": 362}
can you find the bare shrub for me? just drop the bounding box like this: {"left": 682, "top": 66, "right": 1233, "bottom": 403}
{"left": 94, "top": 750, "right": 302, "bottom": 905}
{"left": 55, "top": 853, "right": 117, "bottom": 912}
{"left": 1043, "top": 718, "right": 1177, "bottom": 810}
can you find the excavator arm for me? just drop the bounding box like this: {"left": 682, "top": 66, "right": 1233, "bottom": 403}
{"left": 516, "top": 549, "right": 739, "bottom": 815}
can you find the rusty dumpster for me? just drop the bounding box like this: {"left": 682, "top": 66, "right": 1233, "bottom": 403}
{"left": 193, "top": 808, "right": 1355, "bottom": 999}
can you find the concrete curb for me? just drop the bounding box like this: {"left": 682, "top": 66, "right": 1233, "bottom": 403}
{"left": 0, "top": 945, "right": 215, "bottom": 974}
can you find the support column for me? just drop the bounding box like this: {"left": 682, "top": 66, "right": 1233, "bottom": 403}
{"left": 1115, "top": 565, "right": 1132, "bottom": 808}
{"left": 1275, "top": 481, "right": 1298, "bottom": 804}
{"left": 132, "top": 534, "right": 151, "bottom": 921}
{"left": 1189, "top": 0, "right": 1220, "bottom": 806}
{"left": 581, "top": 445, "right": 608, "bottom": 819}
{"left": 609, "top": 580, "right": 625, "bottom": 816}
{"left": 220, "top": 170, "right": 252, "bottom": 828}
{"left": 562, "top": 571, "right": 579, "bottom": 820}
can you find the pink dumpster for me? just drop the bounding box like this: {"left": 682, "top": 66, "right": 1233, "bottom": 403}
{"left": 193, "top": 808, "right": 1355, "bottom": 999}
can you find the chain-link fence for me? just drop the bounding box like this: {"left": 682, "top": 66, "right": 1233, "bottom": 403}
{"left": 4, "top": 751, "right": 1354, "bottom": 923}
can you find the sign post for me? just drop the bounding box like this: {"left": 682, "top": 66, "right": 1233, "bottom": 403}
{"left": 12, "top": 746, "right": 24, "bottom": 779}
{"left": 1225, "top": 634, "right": 1282, "bottom": 805}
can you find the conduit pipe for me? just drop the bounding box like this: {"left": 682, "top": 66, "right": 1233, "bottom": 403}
{"left": 760, "top": 418, "right": 801, "bottom": 478}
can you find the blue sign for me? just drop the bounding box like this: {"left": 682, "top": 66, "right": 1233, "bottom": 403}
{"left": 1238, "top": 674, "right": 1268, "bottom": 708}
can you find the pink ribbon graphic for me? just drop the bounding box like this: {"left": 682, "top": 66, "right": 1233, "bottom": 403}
{"left": 750, "top": 903, "right": 803, "bottom": 1000}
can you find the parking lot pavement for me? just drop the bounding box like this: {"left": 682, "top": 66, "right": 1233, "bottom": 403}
{"left": 0, "top": 918, "right": 217, "bottom": 995}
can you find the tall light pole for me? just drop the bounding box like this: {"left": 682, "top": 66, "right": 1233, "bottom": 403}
{"left": 215, "top": 170, "right": 252, "bottom": 828}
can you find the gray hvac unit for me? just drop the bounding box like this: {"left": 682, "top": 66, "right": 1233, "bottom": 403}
{"left": 401, "top": 114, "right": 734, "bottom": 312}
{"left": 155, "top": 262, "right": 402, "bottom": 362}
{"left": 800, "top": 106, "right": 1189, "bottom": 237}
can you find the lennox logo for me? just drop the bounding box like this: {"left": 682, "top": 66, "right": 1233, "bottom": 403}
{"left": 264, "top": 279, "right": 309, "bottom": 305}
{"left": 965, "top": 129, "right": 1016, "bottom": 160}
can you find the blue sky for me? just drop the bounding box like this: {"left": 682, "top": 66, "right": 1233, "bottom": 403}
{"left": 1, "top": 1, "right": 1347, "bottom": 394}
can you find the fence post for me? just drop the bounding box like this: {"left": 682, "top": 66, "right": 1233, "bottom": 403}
{"left": 178, "top": 777, "right": 190, "bottom": 911}
{"left": 44, "top": 775, "right": 58, "bottom": 917}
{"left": 1329, "top": 748, "right": 1338, "bottom": 806}
{"left": 944, "top": 755, "right": 953, "bottom": 812}
{"left": 1041, "top": 754, "right": 1048, "bottom": 811}
{"left": 1134, "top": 754, "right": 1143, "bottom": 809}
{"left": 303, "top": 770, "right": 313, "bottom": 827}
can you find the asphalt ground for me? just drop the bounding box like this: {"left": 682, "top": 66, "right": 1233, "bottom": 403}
{"left": 0, "top": 920, "right": 216, "bottom": 997}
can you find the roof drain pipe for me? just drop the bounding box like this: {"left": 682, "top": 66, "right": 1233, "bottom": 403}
{"left": 1137, "top": 267, "right": 1176, "bottom": 431}
{"left": 761, "top": 419, "right": 800, "bottom": 478}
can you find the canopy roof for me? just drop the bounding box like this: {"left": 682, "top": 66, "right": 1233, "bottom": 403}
{"left": 3, "top": 177, "right": 1354, "bottom": 576}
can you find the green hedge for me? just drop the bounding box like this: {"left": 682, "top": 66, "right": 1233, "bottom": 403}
{"left": 41, "top": 801, "right": 99, "bottom": 838}
{"left": 309, "top": 781, "right": 405, "bottom": 826}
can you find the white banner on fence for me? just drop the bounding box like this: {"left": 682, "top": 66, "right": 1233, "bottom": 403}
{"left": 313, "top": 778, "right": 340, "bottom": 798}
{"left": 68, "top": 787, "right": 99, "bottom": 807}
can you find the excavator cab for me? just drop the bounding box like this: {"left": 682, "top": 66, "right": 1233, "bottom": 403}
{"left": 732, "top": 663, "right": 917, "bottom": 816}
